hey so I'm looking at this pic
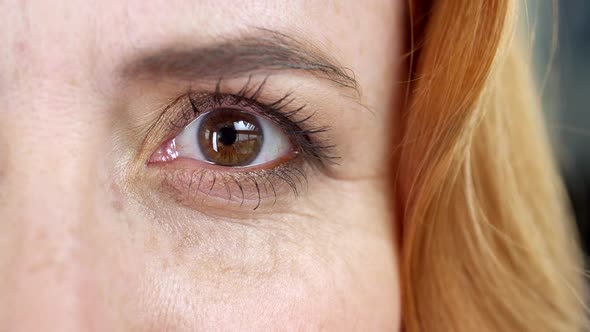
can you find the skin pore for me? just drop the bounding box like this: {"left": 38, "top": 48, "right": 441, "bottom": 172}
{"left": 0, "top": 1, "right": 403, "bottom": 330}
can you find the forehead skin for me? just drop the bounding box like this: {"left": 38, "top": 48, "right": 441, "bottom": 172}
{"left": 0, "top": 1, "right": 403, "bottom": 331}
{"left": 3, "top": 1, "right": 395, "bottom": 103}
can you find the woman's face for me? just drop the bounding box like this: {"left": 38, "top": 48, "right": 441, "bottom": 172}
{"left": 0, "top": 1, "right": 403, "bottom": 330}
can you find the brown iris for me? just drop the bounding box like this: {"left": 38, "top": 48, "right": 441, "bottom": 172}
{"left": 197, "top": 109, "right": 263, "bottom": 166}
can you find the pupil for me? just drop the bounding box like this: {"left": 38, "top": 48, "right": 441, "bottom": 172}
{"left": 218, "top": 126, "right": 237, "bottom": 146}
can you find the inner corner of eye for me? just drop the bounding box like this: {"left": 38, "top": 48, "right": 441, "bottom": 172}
{"left": 149, "top": 138, "right": 179, "bottom": 164}
{"left": 148, "top": 108, "right": 294, "bottom": 168}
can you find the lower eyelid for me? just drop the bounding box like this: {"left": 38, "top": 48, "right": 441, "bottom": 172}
{"left": 152, "top": 161, "right": 308, "bottom": 211}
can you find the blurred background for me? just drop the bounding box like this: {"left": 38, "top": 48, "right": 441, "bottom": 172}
{"left": 534, "top": 1, "right": 590, "bottom": 256}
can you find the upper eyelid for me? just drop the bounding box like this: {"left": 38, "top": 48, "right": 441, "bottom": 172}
{"left": 164, "top": 76, "right": 302, "bottom": 130}
{"left": 151, "top": 83, "right": 338, "bottom": 168}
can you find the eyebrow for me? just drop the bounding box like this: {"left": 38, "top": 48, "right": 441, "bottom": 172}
{"left": 120, "top": 29, "right": 360, "bottom": 95}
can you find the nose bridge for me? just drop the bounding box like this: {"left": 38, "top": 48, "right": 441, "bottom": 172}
{"left": 0, "top": 85, "right": 108, "bottom": 331}
{"left": 0, "top": 1, "right": 126, "bottom": 329}
{"left": 1, "top": 177, "right": 84, "bottom": 331}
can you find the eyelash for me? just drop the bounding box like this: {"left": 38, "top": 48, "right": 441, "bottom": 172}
{"left": 150, "top": 76, "right": 338, "bottom": 210}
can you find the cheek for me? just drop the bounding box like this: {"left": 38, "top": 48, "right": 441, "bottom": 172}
{"left": 105, "top": 175, "right": 400, "bottom": 330}
{"left": 123, "top": 226, "right": 400, "bottom": 331}
{"left": 138, "top": 258, "right": 399, "bottom": 331}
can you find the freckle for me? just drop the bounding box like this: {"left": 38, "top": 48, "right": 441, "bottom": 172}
{"left": 111, "top": 198, "right": 123, "bottom": 212}
{"left": 111, "top": 199, "right": 124, "bottom": 212}
{"left": 145, "top": 232, "right": 160, "bottom": 250}
{"left": 14, "top": 41, "right": 28, "bottom": 54}
{"left": 109, "top": 181, "right": 125, "bottom": 212}
{"left": 333, "top": 2, "right": 342, "bottom": 15}
{"left": 161, "top": 258, "right": 170, "bottom": 270}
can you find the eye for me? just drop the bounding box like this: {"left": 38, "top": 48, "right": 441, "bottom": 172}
{"left": 151, "top": 108, "right": 294, "bottom": 168}
{"left": 144, "top": 86, "right": 338, "bottom": 211}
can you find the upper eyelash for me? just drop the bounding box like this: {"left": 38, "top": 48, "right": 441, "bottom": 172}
{"left": 170, "top": 76, "right": 340, "bottom": 167}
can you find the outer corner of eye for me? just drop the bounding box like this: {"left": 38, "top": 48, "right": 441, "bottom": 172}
{"left": 149, "top": 108, "right": 295, "bottom": 169}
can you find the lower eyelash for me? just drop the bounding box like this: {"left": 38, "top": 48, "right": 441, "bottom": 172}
{"left": 157, "top": 162, "right": 309, "bottom": 210}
